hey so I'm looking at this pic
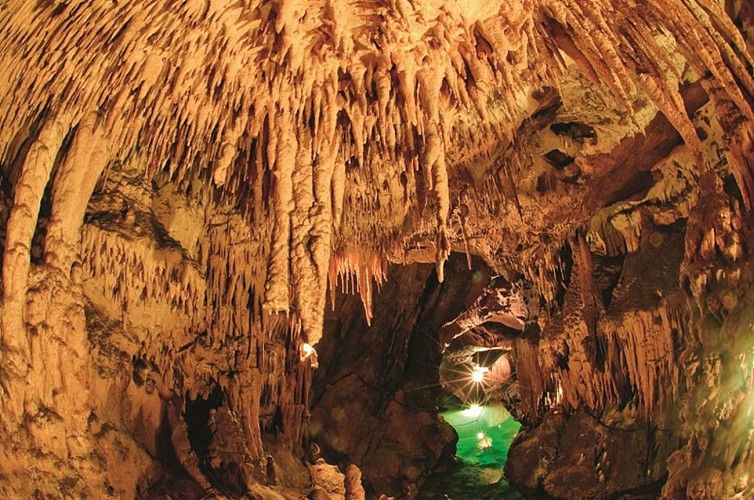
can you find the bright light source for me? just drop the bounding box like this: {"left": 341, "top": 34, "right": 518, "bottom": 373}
{"left": 463, "top": 404, "right": 483, "bottom": 417}
{"left": 300, "top": 343, "right": 318, "bottom": 368}
{"left": 471, "top": 364, "right": 489, "bottom": 383}
{"left": 477, "top": 432, "right": 485, "bottom": 440}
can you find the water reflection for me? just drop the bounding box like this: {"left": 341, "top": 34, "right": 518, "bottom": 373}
{"left": 419, "top": 403, "right": 525, "bottom": 499}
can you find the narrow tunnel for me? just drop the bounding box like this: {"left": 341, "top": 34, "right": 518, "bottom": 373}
{"left": 310, "top": 254, "right": 529, "bottom": 497}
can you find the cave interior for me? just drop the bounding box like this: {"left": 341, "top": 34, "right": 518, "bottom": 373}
{"left": 1, "top": 0, "right": 754, "bottom": 499}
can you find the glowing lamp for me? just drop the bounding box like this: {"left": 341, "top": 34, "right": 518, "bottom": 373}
{"left": 471, "top": 364, "right": 489, "bottom": 383}
{"left": 302, "top": 343, "right": 315, "bottom": 358}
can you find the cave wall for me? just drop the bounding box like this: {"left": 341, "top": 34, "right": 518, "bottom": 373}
{"left": 500, "top": 63, "right": 754, "bottom": 500}
{"left": 0, "top": 155, "right": 317, "bottom": 498}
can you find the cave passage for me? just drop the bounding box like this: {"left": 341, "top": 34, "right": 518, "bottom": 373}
{"left": 442, "top": 403, "right": 520, "bottom": 467}
{"left": 419, "top": 403, "right": 524, "bottom": 499}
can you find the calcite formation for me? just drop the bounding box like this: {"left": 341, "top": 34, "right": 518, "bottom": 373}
{"left": 0, "top": 0, "right": 753, "bottom": 498}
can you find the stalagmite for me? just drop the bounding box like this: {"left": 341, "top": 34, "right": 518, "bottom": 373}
{"left": 345, "top": 464, "right": 367, "bottom": 500}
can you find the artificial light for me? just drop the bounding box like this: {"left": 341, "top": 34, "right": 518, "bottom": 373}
{"left": 471, "top": 364, "right": 489, "bottom": 383}
{"left": 300, "top": 343, "right": 319, "bottom": 367}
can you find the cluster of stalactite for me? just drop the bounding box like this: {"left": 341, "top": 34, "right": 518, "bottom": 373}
{"left": 517, "top": 293, "right": 689, "bottom": 421}
{"left": 2, "top": 0, "right": 753, "bottom": 349}
{"left": 0, "top": 0, "right": 753, "bottom": 496}
{"left": 504, "top": 160, "right": 754, "bottom": 496}
{"left": 82, "top": 170, "right": 320, "bottom": 485}
{"left": 328, "top": 246, "right": 387, "bottom": 325}
{"left": 509, "top": 128, "right": 720, "bottom": 425}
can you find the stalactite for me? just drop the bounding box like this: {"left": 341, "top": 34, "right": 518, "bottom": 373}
{"left": 1, "top": 2, "right": 754, "bottom": 494}
{"left": 1, "top": 114, "right": 69, "bottom": 391}
{"left": 575, "top": 233, "right": 601, "bottom": 367}
{"left": 515, "top": 339, "right": 547, "bottom": 420}
{"left": 264, "top": 108, "right": 296, "bottom": 316}
{"left": 45, "top": 112, "right": 111, "bottom": 274}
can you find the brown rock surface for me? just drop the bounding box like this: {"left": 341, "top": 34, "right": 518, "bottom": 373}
{"left": 0, "top": 1, "right": 753, "bottom": 498}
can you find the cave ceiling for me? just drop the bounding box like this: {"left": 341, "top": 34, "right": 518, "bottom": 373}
{"left": 1, "top": 0, "right": 752, "bottom": 346}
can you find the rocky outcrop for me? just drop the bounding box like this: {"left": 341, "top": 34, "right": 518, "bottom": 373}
{"left": 506, "top": 408, "right": 680, "bottom": 498}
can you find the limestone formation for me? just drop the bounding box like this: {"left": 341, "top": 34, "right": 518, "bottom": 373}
{"left": 0, "top": 1, "right": 753, "bottom": 498}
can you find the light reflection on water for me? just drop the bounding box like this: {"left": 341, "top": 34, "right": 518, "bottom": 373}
{"left": 419, "top": 403, "right": 526, "bottom": 499}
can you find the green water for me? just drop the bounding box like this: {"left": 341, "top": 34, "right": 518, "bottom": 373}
{"left": 419, "top": 403, "right": 525, "bottom": 499}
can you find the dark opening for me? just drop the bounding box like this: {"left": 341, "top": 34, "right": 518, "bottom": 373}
{"left": 184, "top": 385, "right": 224, "bottom": 465}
